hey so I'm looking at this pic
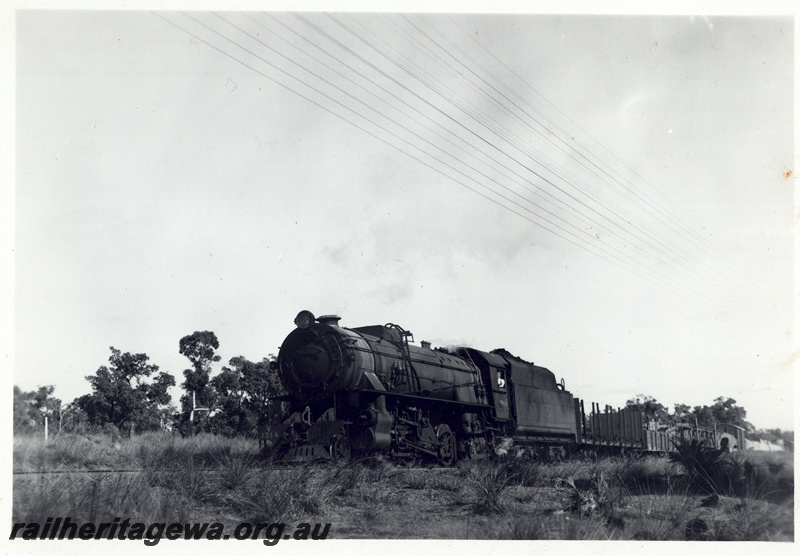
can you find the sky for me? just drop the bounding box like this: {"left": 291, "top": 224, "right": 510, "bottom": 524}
{"left": 7, "top": 5, "right": 797, "bottom": 432}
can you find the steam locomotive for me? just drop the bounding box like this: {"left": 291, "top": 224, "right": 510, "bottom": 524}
{"left": 260, "top": 311, "right": 745, "bottom": 464}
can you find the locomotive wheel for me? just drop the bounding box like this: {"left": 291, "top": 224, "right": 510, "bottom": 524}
{"left": 329, "top": 434, "right": 351, "bottom": 462}
{"left": 436, "top": 424, "right": 457, "bottom": 467}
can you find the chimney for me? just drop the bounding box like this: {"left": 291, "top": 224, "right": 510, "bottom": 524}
{"left": 317, "top": 315, "right": 341, "bottom": 327}
{"left": 421, "top": 340, "right": 431, "bottom": 349}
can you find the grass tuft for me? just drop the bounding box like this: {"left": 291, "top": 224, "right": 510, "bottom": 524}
{"left": 12, "top": 433, "right": 795, "bottom": 541}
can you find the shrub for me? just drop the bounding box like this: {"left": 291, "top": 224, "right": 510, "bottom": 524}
{"left": 243, "top": 468, "right": 300, "bottom": 523}
{"left": 561, "top": 472, "right": 626, "bottom": 518}
{"left": 13, "top": 472, "right": 188, "bottom": 525}
{"left": 710, "top": 499, "right": 794, "bottom": 541}
{"left": 670, "top": 441, "right": 795, "bottom": 501}
{"left": 628, "top": 493, "right": 695, "bottom": 541}
{"left": 611, "top": 455, "right": 675, "bottom": 494}
{"left": 14, "top": 434, "right": 137, "bottom": 472}
{"left": 453, "top": 459, "right": 527, "bottom": 514}
{"left": 499, "top": 515, "right": 549, "bottom": 539}
{"left": 669, "top": 439, "right": 729, "bottom": 494}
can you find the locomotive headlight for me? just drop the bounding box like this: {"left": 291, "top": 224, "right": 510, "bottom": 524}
{"left": 294, "top": 310, "right": 315, "bottom": 330}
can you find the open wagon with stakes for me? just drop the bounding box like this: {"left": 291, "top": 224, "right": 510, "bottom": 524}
{"left": 259, "top": 311, "right": 745, "bottom": 464}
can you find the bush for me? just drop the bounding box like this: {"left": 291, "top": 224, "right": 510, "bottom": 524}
{"left": 452, "top": 458, "right": 531, "bottom": 514}
{"left": 561, "top": 472, "right": 626, "bottom": 519}
{"left": 13, "top": 472, "right": 189, "bottom": 525}
{"left": 669, "top": 439, "right": 730, "bottom": 495}
{"left": 14, "top": 434, "right": 136, "bottom": 472}
{"left": 611, "top": 455, "right": 675, "bottom": 494}
{"left": 669, "top": 440, "right": 795, "bottom": 501}
{"left": 710, "top": 498, "right": 794, "bottom": 541}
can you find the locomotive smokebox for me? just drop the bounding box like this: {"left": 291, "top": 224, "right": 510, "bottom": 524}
{"left": 291, "top": 343, "right": 333, "bottom": 386}
{"left": 278, "top": 314, "right": 377, "bottom": 400}
{"left": 279, "top": 327, "right": 345, "bottom": 396}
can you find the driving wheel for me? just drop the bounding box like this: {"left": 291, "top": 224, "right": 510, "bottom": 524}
{"left": 329, "top": 434, "right": 351, "bottom": 462}
{"left": 436, "top": 424, "right": 457, "bottom": 467}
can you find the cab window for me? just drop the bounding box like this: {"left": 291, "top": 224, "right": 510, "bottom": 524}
{"left": 497, "top": 370, "right": 506, "bottom": 389}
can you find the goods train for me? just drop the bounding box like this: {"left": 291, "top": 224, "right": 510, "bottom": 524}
{"left": 259, "top": 311, "right": 745, "bottom": 464}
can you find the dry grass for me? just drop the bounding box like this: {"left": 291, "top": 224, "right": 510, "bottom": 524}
{"left": 13, "top": 433, "right": 794, "bottom": 541}
{"left": 13, "top": 472, "right": 190, "bottom": 525}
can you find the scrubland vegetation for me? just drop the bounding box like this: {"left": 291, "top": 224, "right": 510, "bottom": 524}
{"left": 13, "top": 432, "right": 793, "bottom": 541}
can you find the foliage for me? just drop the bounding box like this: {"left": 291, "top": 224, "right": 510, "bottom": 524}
{"left": 627, "top": 395, "right": 757, "bottom": 434}
{"left": 14, "top": 472, "right": 189, "bottom": 527}
{"left": 710, "top": 498, "right": 795, "bottom": 541}
{"left": 709, "top": 397, "right": 750, "bottom": 429}
{"left": 669, "top": 439, "right": 728, "bottom": 494}
{"left": 625, "top": 394, "right": 668, "bottom": 422}
{"left": 561, "top": 472, "right": 625, "bottom": 520}
{"left": 15, "top": 433, "right": 140, "bottom": 472}
{"left": 689, "top": 397, "right": 752, "bottom": 431}
{"left": 452, "top": 458, "right": 531, "bottom": 514}
{"left": 690, "top": 404, "right": 715, "bottom": 427}
{"left": 14, "top": 385, "right": 61, "bottom": 434}
{"left": 210, "top": 355, "right": 285, "bottom": 436}
{"left": 74, "top": 347, "right": 175, "bottom": 433}
{"left": 667, "top": 439, "right": 794, "bottom": 502}
{"left": 178, "top": 331, "right": 221, "bottom": 431}
{"left": 13, "top": 435, "right": 794, "bottom": 541}
{"left": 672, "top": 403, "right": 691, "bottom": 422}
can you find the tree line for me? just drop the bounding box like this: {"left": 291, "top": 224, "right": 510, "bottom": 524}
{"left": 13, "top": 331, "right": 286, "bottom": 438}
{"left": 624, "top": 394, "right": 793, "bottom": 446}
{"left": 13, "top": 333, "right": 793, "bottom": 445}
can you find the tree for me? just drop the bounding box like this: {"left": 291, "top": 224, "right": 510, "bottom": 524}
{"left": 74, "top": 347, "right": 175, "bottom": 433}
{"left": 625, "top": 394, "right": 668, "bottom": 422}
{"left": 13, "top": 386, "right": 35, "bottom": 433}
{"left": 58, "top": 403, "right": 92, "bottom": 434}
{"left": 673, "top": 403, "right": 692, "bottom": 423}
{"left": 179, "top": 331, "right": 221, "bottom": 431}
{"left": 691, "top": 404, "right": 715, "bottom": 427}
{"left": 237, "top": 355, "right": 285, "bottom": 425}
{"left": 210, "top": 355, "right": 285, "bottom": 436}
{"left": 13, "top": 385, "right": 61, "bottom": 435}
{"left": 687, "top": 397, "right": 752, "bottom": 431}
{"left": 709, "top": 397, "right": 750, "bottom": 430}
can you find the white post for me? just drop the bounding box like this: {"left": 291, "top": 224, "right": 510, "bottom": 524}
{"left": 189, "top": 391, "right": 209, "bottom": 431}
{"left": 44, "top": 414, "right": 48, "bottom": 443}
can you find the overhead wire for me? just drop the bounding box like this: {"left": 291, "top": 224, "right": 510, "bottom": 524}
{"left": 342, "top": 14, "right": 717, "bottom": 283}
{"left": 326, "top": 14, "right": 741, "bottom": 298}
{"left": 441, "top": 14, "right": 757, "bottom": 295}
{"left": 152, "top": 14, "right": 625, "bottom": 266}
{"left": 395, "top": 14, "right": 749, "bottom": 297}
{"left": 156, "top": 12, "right": 703, "bottom": 299}
{"left": 153, "top": 12, "right": 754, "bottom": 309}
{"left": 211, "top": 12, "right": 697, "bottom": 293}
{"left": 450, "top": 14, "right": 713, "bottom": 245}
{"left": 433, "top": 15, "right": 709, "bottom": 246}
{"left": 273, "top": 13, "right": 679, "bottom": 274}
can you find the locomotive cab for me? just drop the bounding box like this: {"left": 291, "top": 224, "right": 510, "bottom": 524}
{"left": 461, "top": 347, "right": 578, "bottom": 447}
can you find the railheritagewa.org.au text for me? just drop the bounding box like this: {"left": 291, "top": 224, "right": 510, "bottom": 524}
{"left": 10, "top": 518, "right": 331, "bottom": 545}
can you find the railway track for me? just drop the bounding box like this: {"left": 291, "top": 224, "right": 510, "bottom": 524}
{"left": 14, "top": 469, "right": 146, "bottom": 476}
{"left": 12, "top": 462, "right": 463, "bottom": 476}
